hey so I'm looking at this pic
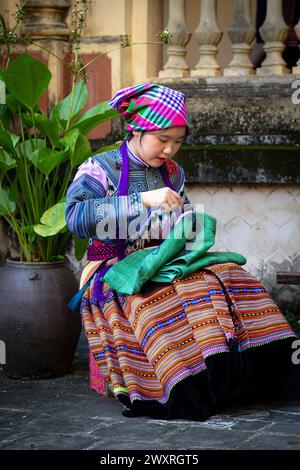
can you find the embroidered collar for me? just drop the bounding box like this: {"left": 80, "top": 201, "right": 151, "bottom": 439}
{"left": 126, "top": 139, "right": 149, "bottom": 169}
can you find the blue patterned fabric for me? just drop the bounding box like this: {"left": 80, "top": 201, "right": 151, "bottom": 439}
{"left": 65, "top": 144, "right": 192, "bottom": 255}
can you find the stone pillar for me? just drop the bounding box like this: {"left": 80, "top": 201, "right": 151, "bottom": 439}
{"left": 158, "top": 0, "right": 191, "bottom": 78}
{"left": 191, "top": 0, "right": 223, "bottom": 77}
{"left": 20, "top": 0, "right": 70, "bottom": 40}
{"left": 132, "top": 0, "right": 164, "bottom": 83}
{"left": 223, "top": 0, "right": 256, "bottom": 76}
{"left": 17, "top": 0, "right": 71, "bottom": 109}
{"left": 257, "top": 0, "right": 290, "bottom": 75}
{"left": 292, "top": 19, "right": 300, "bottom": 75}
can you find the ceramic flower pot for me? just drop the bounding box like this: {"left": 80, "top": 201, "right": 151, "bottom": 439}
{"left": 0, "top": 259, "right": 81, "bottom": 379}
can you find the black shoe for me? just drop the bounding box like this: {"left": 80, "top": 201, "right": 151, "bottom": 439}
{"left": 122, "top": 408, "right": 142, "bottom": 418}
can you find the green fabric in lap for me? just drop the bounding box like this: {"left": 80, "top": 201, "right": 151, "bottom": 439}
{"left": 103, "top": 211, "right": 247, "bottom": 294}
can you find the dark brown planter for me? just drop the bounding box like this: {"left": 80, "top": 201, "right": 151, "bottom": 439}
{"left": 0, "top": 259, "right": 82, "bottom": 379}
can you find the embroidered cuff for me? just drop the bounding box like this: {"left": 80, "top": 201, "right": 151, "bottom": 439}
{"left": 129, "top": 192, "right": 144, "bottom": 217}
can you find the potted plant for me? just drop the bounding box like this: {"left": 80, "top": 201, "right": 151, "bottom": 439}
{"left": 0, "top": 1, "right": 172, "bottom": 378}
{"left": 0, "top": 0, "right": 119, "bottom": 379}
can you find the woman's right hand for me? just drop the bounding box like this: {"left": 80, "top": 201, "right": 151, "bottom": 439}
{"left": 141, "top": 187, "right": 184, "bottom": 212}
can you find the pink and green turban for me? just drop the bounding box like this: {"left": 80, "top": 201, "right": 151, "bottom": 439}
{"left": 109, "top": 83, "right": 191, "bottom": 139}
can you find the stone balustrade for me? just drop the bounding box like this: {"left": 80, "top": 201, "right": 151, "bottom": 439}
{"left": 4, "top": 0, "right": 299, "bottom": 81}
{"left": 158, "top": 0, "right": 298, "bottom": 78}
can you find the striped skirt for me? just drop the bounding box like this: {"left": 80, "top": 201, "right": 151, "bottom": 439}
{"left": 80, "top": 261, "right": 300, "bottom": 420}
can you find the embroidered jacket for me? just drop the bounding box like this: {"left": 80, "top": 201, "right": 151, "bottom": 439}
{"left": 66, "top": 140, "right": 193, "bottom": 287}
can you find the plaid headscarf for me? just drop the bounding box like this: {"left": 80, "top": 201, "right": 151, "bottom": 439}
{"left": 109, "top": 83, "right": 190, "bottom": 135}
{"left": 109, "top": 83, "right": 190, "bottom": 175}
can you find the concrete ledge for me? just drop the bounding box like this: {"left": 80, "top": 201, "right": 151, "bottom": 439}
{"left": 174, "top": 144, "right": 300, "bottom": 184}
{"left": 150, "top": 76, "right": 300, "bottom": 144}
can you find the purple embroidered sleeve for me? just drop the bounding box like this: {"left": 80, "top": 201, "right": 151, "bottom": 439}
{"left": 73, "top": 157, "right": 108, "bottom": 191}
{"left": 66, "top": 159, "right": 145, "bottom": 240}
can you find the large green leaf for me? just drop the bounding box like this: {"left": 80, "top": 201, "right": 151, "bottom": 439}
{"left": 60, "top": 128, "right": 91, "bottom": 168}
{"left": 74, "top": 236, "right": 88, "bottom": 261}
{"left": 0, "top": 129, "right": 19, "bottom": 153}
{"left": 70, "top": 101, "right": 119, "bottom": 135}
{"left": 5, "top": 93, "right": 20, "bottom": 114}
{"left": 28, "top": 147, "right": 68, "bottom": 176}
{"left": 5, "top": 54, "right": 51, "bottom": 110}
{"left": 34, "top": 202, "right": 67, "bottom": 237}
{"left": 0, "top": 185, "right": 16, "bottom": 216}
{"left": 0, "top": 129, "right": 14, "bottom": 150}
{"left": 16, "top": 138, "right": 45, "bottom": 159}
{"left": 51, "top": 80, "right": 88, "bottom": 130}
{"left": 11, "top": 134, "right": 20, "bottom": 147}
{"left": 0, "top": 149, "right": 16, "bottom": 172}
{"left": 22, "top": 113, "right": 60, "bottom": 147}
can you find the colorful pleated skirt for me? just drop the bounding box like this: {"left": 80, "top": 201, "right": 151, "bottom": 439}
{"left": 80, "top": 261, "right": 300, "bottom": 420}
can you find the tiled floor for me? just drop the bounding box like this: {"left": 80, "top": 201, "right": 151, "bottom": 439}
{"left": 0, "top": 332, "right": 300, "bottom": 450}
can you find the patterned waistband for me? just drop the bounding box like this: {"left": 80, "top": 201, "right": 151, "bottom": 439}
{"left": 87, "top": 240, "right": 119, "bottom": 261}
{"left": 87, "top": 239, "right": 161, "bottom": 261}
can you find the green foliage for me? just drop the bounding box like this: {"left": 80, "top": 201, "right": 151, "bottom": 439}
{"left": 0, "top": 1, "right": 170, "bottom": 263}
{"left": 0, "top": 53, "right": 119, "bottom": 262}
{"left": 5, "top": 54, "right": 52, "bottom": 110}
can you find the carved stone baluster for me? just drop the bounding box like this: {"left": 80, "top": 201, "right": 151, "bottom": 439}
{"left": 19, "top": 0, "right": 71, "bottom": 109}
{"left": 257, "top": 0, "right": 289, "bottom": 75}
{"left": 159, "top": 0, "right": 191, "bottom": 78}
{"left": 292, "top": 19, "right": 300, "bottom": 75}
{"left": 223, "top": 0, "right": 256, "bottom": 76}
{"left": 191, "top": 0, "right": 223, "bottom": 77}
{"left": 20, "top": 0, "right": 70, "bottom": 40}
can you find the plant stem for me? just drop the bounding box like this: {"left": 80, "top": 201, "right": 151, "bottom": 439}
{"left": 18, "top": 107, "right": 38, "bottom": 227}
{"left": 28, "top": 41, "right": 65, "bottom": 66}
{"left": 36, "top": 237, "right": 46, "bottom": 261}
{"left": 30, "top": 108, "right": 38, "bottom": 148}
{"left": 77, "top": 41, "right": 165, "bottom": 73}
{"left": 55, "top": 231, "right": 71, "bottom": 257}
{"left": 58, "top": 165, "right": 72, "bottom": 202}
{"left": 65, "top": 44, "right": 80, "bottom": 132}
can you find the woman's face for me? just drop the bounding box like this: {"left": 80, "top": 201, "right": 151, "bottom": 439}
{"left": 130, "top": 126, "right": 187, "bottom": 167}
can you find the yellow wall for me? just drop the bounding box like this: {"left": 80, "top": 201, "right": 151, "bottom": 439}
{"left": 0, "top": 0, "right": 259, "bottom": 91}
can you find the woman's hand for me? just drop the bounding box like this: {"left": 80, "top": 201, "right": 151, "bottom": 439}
{"left": 141, "top": 187, "right": 184, "bottom": 212}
